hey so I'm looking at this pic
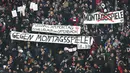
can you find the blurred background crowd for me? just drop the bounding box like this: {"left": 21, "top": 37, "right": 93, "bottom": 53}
{"left": 0, "top": 0, "right": 130, "bottom": 73}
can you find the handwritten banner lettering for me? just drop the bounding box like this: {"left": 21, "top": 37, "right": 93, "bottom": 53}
{"left": 32, "top": 23, "right": 81, "bottom": 34}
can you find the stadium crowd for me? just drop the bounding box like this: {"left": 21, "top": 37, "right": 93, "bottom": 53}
{"left": 0, "top": 0, "right": 130, "bottom": 73}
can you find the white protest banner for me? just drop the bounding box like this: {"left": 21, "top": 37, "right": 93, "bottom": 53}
{"left": 17, "top": 6, "right": 23, "bottom": 12}
{"left": 64, "top": 47, "right": 77, "bottom": 52}
{"left": 83, "top": 10, "right": 124, "bottom": 24}
{"left": 10, "top": 31, "right": 92, "bottom": 46}
{"left": 22, "top": 5, "right": 26, "bottom": 16}
{"left": 17, "top": 5, "right": 26, "bottom": 12}
{"left": 30, "top": 2, "right": 35, "bottom": 9}
{"left": 77, "top": 44, "right": 91, "bottom": 49}
{"left": 23, "top": 5, "right": 26, "bottom": 9}
{"left": 30, "top": 2, "right": 38, "bottom": 11}
{"left": 22, "top": 9, "right": 25, "bottom": 16}
{"left": 11, "top": 10, "right": 17, "bottom": 17}
{"left": 77, "top": 36, "right": 93, "bottom": 49}
{"left": 33, "top": 4, "right": 38, "bottom": 11}
{"left": 17, "top": 5, "right": 26, "bottom": 16}
{"left": 32, "top": 23, "right": 81, "bottom": 34}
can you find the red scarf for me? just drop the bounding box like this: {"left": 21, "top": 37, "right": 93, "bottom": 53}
{"left": 118, "top": 66, "right": 123, "bottom": 73}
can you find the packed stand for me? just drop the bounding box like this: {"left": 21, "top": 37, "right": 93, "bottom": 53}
{"left": 0, "top": 0, "right": 130, "bottom": 73}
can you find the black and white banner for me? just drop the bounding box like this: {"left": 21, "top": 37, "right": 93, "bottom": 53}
{"left": 10, "top": 31, "right": 93, "bottom": 47}
{"left": 32, "top": 23, "right": 81, "bottom": 34}
{"left": 77, "top": 43, "right": 92, "bottom": 49}
{"left": 83, "top": 10, "right": 124, "bottom": 24}
{"left": 64, "top": 47, "right": 77, "bottom": 52}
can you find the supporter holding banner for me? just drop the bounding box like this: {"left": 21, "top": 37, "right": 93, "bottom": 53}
{"left": 10, "top": 31, "right": 93, "bottom": 48}
{"left": 83, "top": 10, "right": 124, "bottom": 24}
{"left": 32, "top": 23, "right": 81, "bottom": 34}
